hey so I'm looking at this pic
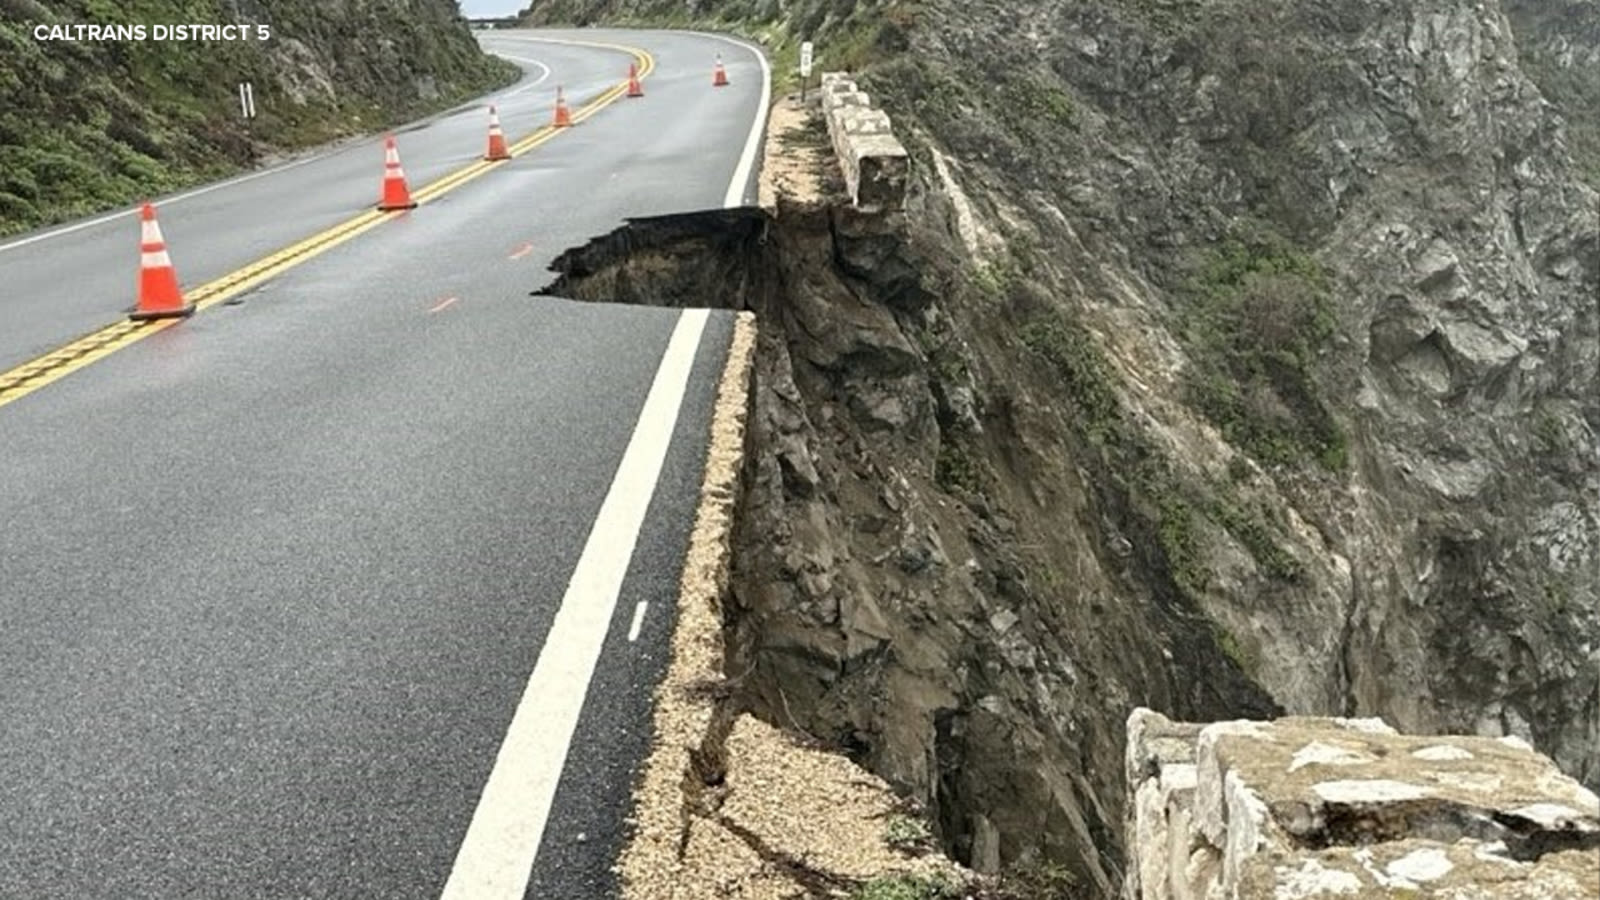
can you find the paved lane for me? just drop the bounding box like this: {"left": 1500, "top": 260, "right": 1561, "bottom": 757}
{"left": 0, "top": 27, "right": 767, "bottom": 900}
{"left": 0, "top": 37, "right": 634, "bottom": 372}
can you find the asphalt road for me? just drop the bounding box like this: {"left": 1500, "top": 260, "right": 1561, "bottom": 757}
{"left": 0, "top": 28, "right": 763, "bottom": 373}
{"left": 0, "top": 28, "right": 765, "bottom": 899}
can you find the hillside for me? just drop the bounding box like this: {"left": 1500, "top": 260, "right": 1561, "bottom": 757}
{"left": 525, "top": 0, "right": 1600, "bottom": 896}
{"left": 0, "top": 0, "right": 516, "bottom": 236}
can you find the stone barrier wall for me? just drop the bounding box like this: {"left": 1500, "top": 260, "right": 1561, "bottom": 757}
{"left": 819, "top": 71, "right": 909, "bottom": 213}
{"left": 1124, "top": 708, "right": 1600, "bottom": 898}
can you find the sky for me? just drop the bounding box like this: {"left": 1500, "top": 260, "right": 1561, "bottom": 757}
{"left": 459, "top": 0, "right": 525, "bottom": 17}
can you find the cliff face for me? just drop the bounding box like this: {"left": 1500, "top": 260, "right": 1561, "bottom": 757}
{"left": 0, "top": 0, "right": 514, "bottom": 235}
{"left": 890, "top": 0, "right": 1600, "bottom": 877}
{"left": 535, "top": 0, "right": 1600, "bottom": 896}
{"left": 1504, "top": 0, "right": 1600, "bottom": 188}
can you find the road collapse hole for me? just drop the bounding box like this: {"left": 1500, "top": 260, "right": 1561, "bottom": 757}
{"left": 532, "top": 207, "right": 773, "bottom": 310}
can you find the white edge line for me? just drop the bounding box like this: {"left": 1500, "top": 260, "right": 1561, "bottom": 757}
{"left": 490, "top": 55, "right": 552, "bottom": 97}
{"left": 0, "top": 53, "right": 554, "bottom": 256}
{"left": 439, "top": 308, "right": 711, "bottom": 900}
{"left": 483, "top": 29, "right": 771, "bottom": 207}
{"left": 0, "top": 150, "right": 332, "bottom": 255}
{"left": 689, "top": 31, "right": 771, "bottom": 208}
{"left": 627, "top": 601, "right": 649, "bottom": 643}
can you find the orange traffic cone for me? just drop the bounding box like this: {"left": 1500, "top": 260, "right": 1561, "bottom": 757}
{"left": 485, "top": 105, "right": 511, "bottom": 160}
{"left": 626, "top": 63, "right": 644, "bottom": 98}
{"left": 131, "top": 202, "right": 194, "bottom": 321}
{"left": 553, "top": 86, "right": 573, "bottom": 127}
{"left": 378, "top": 135, "right": 417, "bottom": 211}
{"left": 712, "top": 55, "right": 729, "bottom": 87}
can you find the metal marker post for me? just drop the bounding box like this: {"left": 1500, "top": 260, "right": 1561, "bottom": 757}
{"left": 238, "top": 82, "right": 257, "bottom": 119}
{"left": 239, "top": 81, "right": 257, "bottom": 153}
{"left": 800, "top": 40, "right": 813, "bottom": 101}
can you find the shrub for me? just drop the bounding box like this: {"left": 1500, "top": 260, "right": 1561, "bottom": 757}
{"left": 885, "top": 814, "right": 934, "bottom": 852}
{"left": 852, "top": 873, "right": 961, "bottom": 900}
{"left": 1179, "top": 232, "right": 1348, "bottom": 471}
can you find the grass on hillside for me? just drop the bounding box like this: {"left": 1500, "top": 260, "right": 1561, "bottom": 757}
{"left": 0, "top": 3, "right": 516, "bottom": 237}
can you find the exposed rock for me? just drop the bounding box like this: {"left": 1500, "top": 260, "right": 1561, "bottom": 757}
{"left": 532, "top": 0, "right": 1600, "bottom": 896}
{"left": 1125, "top": 708, "right": 1600, "bottom": 899}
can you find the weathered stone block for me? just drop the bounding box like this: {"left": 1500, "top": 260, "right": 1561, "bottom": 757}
{"left": 854, "top": 146, "right": 908, "bottom": 213}
{"left": 841, "top": 108, "right": 893, "bottom": 136}
{"left": 818, "top": 71, "right": 909, "bottom": 213}
{"left": 1126, "top": 708, "right": 1207, "bottom": 785}
{"left": 1125, "top": 708, "right": 1600, "bottom": 899}
{"left": 824, "top": 90, "right": 871, "bottom": 115}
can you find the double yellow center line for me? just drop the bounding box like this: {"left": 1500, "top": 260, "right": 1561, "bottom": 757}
{"left": 0, "top": 39, "right": 654, "bottom": 412}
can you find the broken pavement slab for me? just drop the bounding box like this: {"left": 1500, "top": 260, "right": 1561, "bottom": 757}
{"left": 1124, "top": 708, "right": 1600, "bottom": 899}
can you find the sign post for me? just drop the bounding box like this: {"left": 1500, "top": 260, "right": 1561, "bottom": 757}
{"left": 800, "top": 41, "right": 813, "bottom": 101}
{"left": 238, "top": 82, "right": 256, "bottom": 119}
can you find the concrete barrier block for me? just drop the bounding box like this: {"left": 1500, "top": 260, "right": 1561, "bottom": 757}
{"left": 840, "top": 109, "right": 893, "bottom": 136}
{"left": 1128, "top": 713, "right": 1600, "bottom": 900}
{"left": 854, "top": 143, "right": 908, "bottom": 213}
{"left": 823, "top": 90, "right": 871, "bottom": 114}
{"left": 851, "top": 133, "right": 908, "bottom": 162}
{"left": 815, "top": 71, "right": 909, "bottom": 213}
{"left": 820, "top": 81, "right": 858, "bottom": 105}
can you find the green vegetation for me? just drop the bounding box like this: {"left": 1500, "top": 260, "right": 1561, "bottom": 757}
{"left": 1532, "top": 408, "right": 1568, "bottom": 456}
{"left": 879, "top": 55, "right": 970, "bottom": 127}
{"left": 1227, "top": 455, "right": 1253, "bottom": 482}
{"left": 1019, "top": 313, "right": 1212, "bottom": 593}
{"left": 1153, "top": 488, "right": 1205, "bottom": 595}
{"left": 1542, "top": 580, "right": 1574, "bottom": 616}
{"left": 1206, "top": 493, "right": 1302, "bottom": 581}
{"left": 851, "top": 872, "right": 962, "bottom": 900}
{"left": 1123, "top": 0, "right": 1205, "bottom": 34}
{"left": 970, "top": 233, "right": 1044, "bottom": 304}
{"left": 0, "top": 0, "right": 515, "bottom": 236}
{"left": 972, "top": 260, "right": 1017, "bottom": 302}
{"left": 999, "top": 858, "right": 1078, "bottom": 897}
{"left": 1178, "top": 228, "right": 1348, "bottom": 471}
{"left": 1021, "top": 306, "right": 1302, "bottom": 593}
{"left": 1215, "top": 625, "right": 1260, "bottom": 677}
{"left": 935, "top": 437, "right": 982, "bottom": 494}
{"left": 884, "top": 814, "right": 934, "bottom": 852}
{"left": 1019, "top": 319, "right": 1122, "bottom": 447}
{"left": 1035, "top": 564, "right": 1066, "bottom": 595}
{"left": 999, "top": 77, "right": 1075, "bottom": 131}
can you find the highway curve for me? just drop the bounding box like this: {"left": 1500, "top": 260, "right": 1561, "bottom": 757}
{"left": 0, "top": 28, "right": 766, "bottom": 899}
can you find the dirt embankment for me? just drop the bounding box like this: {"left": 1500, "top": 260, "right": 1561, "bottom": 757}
{"left": 537, "top": 93, "right": 1281, "bottom": 899}
{"left": 583, "top": 104, "right": 974, "bottom": 900}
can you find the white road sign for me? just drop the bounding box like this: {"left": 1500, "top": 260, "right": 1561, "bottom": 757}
{"left": 800, "top": 41, "right": 813, "bottom": 77}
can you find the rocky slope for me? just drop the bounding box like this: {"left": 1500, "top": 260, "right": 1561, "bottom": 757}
{"left": 537, "top": 0, "right": 1600, "bottom": 896}
{"left": 1505, "top": 0, "right": 1600, "bottom": 188}
{"left": 0, "top": 0, "right": 515, "bottom": 235}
